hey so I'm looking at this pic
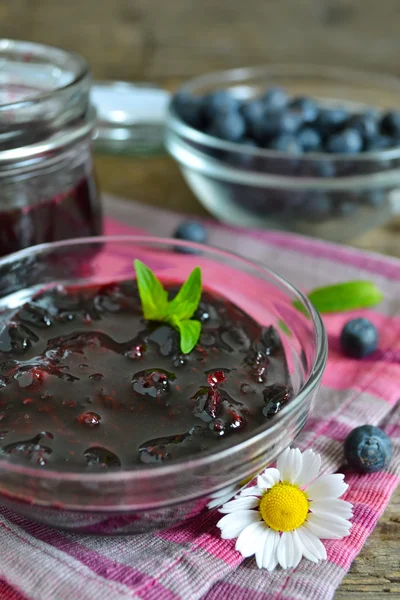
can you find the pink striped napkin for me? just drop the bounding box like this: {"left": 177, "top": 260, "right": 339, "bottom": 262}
{"left": 0, "top": 196, "right": 398, "bottom": 600}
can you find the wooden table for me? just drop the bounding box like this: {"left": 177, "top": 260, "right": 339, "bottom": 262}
{"left": 2, "top": 0, "right": 400, "bottom": 594}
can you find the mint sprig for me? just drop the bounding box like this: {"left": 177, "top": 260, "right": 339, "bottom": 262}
{"left": 134, "top": 259, "right": 202, "bottom": 354}
{"left": 295, "top": 281, "right": 383, "bottom": 315}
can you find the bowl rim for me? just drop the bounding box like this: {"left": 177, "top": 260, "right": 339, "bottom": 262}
{"left": 0, "top": 235, "right": 327, "bottom": 483}
{"left": 166, "top": 63, "right": 400, "bottom": 162}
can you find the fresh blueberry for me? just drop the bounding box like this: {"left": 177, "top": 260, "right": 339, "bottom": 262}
{"left": 268, "top": 133, "right": 302, "bottom": 154}
{"left": 240, "top": 99, "right": 265, "bottom": 124}
{"left": 297, "top": 128, "right": 321, "bottom": 152}
{"left": 314, "top": 160, "right": 336, "bottom": 178}
{"left": 340, "top": 317, "right": 378, "bottom": 358}
{"left": 257, "top": 110, "right": 302, "bottom": 143}
{"left": 347, "top": 112, "right": 378, "bottom": 142}
{"left": 325, "top": 128, "right": 363, "bottom": 154}
{"left": 173, "top": 221, "right": 208, "bottom": 251}
{"left": 380, "top": 111, "right": 400, "bottom": 137}
{"left": 365, "top": 134, "right": 392, "bottom": 151}
{"left": 336, "top": 200, "right": 359, "bottom": 217}
{"left": 344, "top": 425, "right": 392, "bottom": 473}
{"left": 202, "top": 90, "right": 239, "bottom": 121}
{"left": 262, "top": 87, "right": 289, "bottom": 111}
{"left": 300, "top": 192, "right": 332, "bottom": 222}
{"left": 207, "top": 110, "right": 246, "bottom": 142}
{"left": 364, "top": 189, "right": 386, "bottom": 207}
{"left": 233, "top": 139, "right": 259, "bottom": 167}
{"left": 290, "top": 97, "right": 319, "bottom": 123}
{"left": 172, "top": 92, "right": 204, "bottom": 130}
{"left": 315, "top": 108, "right": 348, "bottom": 134}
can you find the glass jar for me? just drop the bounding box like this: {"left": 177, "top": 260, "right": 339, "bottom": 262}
{"left": 0, "top": 39, "right": 102, "bottom": 257}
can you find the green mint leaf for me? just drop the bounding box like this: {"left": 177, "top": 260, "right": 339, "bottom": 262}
{"left": 175, "top": 319, "right": 201, "bottom": 354}
{"left": 134, "top": 259, "right": 169, "bottom": 320}
{"left": 167, "top": 267, "right": 202, "bottom": 320}
{"left": 294, "top": 281, "right": 383, "bottom": 314}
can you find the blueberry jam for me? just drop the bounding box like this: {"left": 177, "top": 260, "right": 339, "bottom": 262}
{"left": 0, "top": 280, "right": 292, "bottom": 470}
{"left": 0, "top": 175, "right": 102, "bottom": 257}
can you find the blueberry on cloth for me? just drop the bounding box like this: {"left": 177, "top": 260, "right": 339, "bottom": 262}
{"left": 174, "top": 221, "right": 208, "bottom": 247}
{"left": 344, "top": 425, "right": 392, "bottom": 473}
{"left": 340, "top": 317, "right": 378, "bottom": 358}
{"left": 325, "top": 129, "right": 363, "bottom": 154}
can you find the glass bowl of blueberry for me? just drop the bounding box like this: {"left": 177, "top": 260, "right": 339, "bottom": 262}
{"left": 165, "top": 64, "right": 400, "bottom": 242}
{"left": 0, "top": 235, "right": 326, "bottom": 533}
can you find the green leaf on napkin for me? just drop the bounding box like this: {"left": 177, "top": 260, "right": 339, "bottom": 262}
{"left": 295, "top": 281, "right": 383, "bottom": 314}
{"left": 134, "top": 259, "right": 202, "bottom": 354}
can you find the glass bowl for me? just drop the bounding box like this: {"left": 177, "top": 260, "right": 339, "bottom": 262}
{"left": 165, "top": 64, "right": 400, "bottom": 242}
{"left": 0, "top": 236, "right": 327, "bottom": 534}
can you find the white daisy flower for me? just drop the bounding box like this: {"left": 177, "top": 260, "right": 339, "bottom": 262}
{"left": 217, "top": 447, "right": 353, "bottom": 571}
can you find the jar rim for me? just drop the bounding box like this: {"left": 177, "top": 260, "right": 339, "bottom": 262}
{"left": 0, "top": 39, "right": 89, "bottom": 110}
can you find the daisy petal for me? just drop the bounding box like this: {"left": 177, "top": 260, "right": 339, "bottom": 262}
{"left": 236, "top": 522, "right": 267, "bottom": 557}
{"left": 297, "top": 526, "right": 327, "bottom": 563}
{"left": 257, "top": 468, "right": 280, "bottom": 490}
{"left": 308, "top": 512, "right": 352, "bottom": 534}
{"left": 277, "top": 447, "right": 302, "bottom": 482}
{"left": 305, "top": 515, "right": 351, "bottom": 539}
{"left": 255, "top": 528, "right": 273, "bottom": 569}
{"left": 288, "top": 530, "right": 303, "bottom": 569}
{"left": 294, "top": 449, "right": 321, "bottom": 487}
{"left": 277, "top": 531, "right": 295, "bottom": 569}
{"left": 310, "top": 498, "right": 353, "bottom": 520}
{"left": 217, "top": 510, "right": 261, "bottom": 539}
{"left": 219, "top": 496, "right": 260, "bottom": 514}
{"left": 237, "top": 486, "right": 263, "bottom": 498}
{"left": 306, "top": 473, "right": 348, "bottom": 500}
{"left": 265, "top": 530, "right": 280, "bottom": 571}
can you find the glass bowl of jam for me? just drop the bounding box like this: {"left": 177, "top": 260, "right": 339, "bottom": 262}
{"left": 0, "top": 236, "right": 327, "bottom": 534}
{"left": 0, "top": 39, "right": 102, "bottom": 257}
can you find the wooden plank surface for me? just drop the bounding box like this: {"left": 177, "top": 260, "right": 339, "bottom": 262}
{"left": 1, "top": 1, "right": 399, "bottom": 596}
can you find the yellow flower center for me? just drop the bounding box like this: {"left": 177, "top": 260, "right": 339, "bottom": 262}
{"left": 259, "top": 482, "right": 309, "bottom": 532}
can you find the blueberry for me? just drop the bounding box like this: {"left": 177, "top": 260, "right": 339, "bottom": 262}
{"left": 336, "top": 200, "right": 359, "bottom": 217}
{"left": 381, "top": 111, "right": 400, "bottom": 137}
{"left": 340, "top": 318, "right": 378, "bottom": 358}
{"left": 262, "top": 384, "right": 292, "bottom": 417}
{"left": 365, "top": 135, "right": 392, "bottom": 151}
{"left": 297, "top": 128, "right": 321, "bottom": 152}
{"left": 262, "top": 87, "right": 289, "bottom": 111}
{"left": 347, "top": 113, "right": 378, "bottom": 142}
{"left": 344, "top": 425, "right": 392, "bottom": 473}
{"left": 240, "top": 99, "right": 265, "bottom": 124}
{"left": 202, "top": 90, "right": 239, "bottom": 120}
{"left": 364, "top": 189, "right": 386, "bottom": 207}
{"left": 325, "top": 128, "right": 363, "bottom": 154}
{"left": 173, "top": 221, "right": 208, "bottom": 248}
{"left": 172, "top": 93, "right": 204, "bottom": 129}
{"left": 268, "top": 133, "right": 302, "bottom": 154}
{"left": 207, "top": 110, "right": 246, "bottom": 142}
{"left": 258, "top": 110, "right": 302, "bottom": 143}
{"left": 315, "top": 108, "right": 348, "bottom": 133}
{"left": 301, "top": 193, "right": 332, "bottom": 222}
{"left": 290, "top": 97, "right": 319, "bottom": 123}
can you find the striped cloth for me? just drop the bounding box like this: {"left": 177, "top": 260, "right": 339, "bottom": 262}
{"left": 0, "top": 196, "right": 398, "bottom": 600}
